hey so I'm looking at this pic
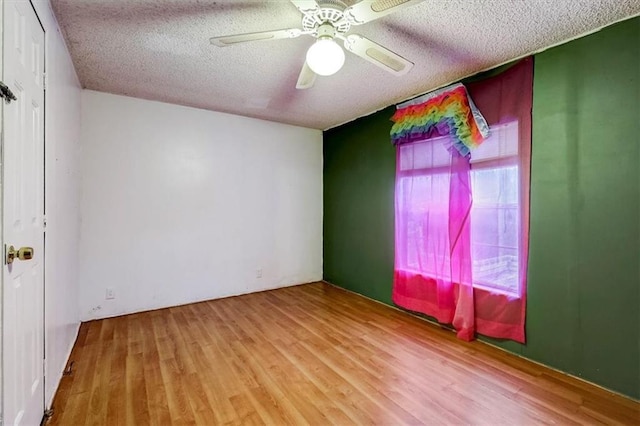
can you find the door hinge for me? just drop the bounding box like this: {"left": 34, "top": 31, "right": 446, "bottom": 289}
{"left": 43, "top": 216, "right": 48, "bottom": 230}
{"left": 43, "top": 72, "right": 47, "bottom": 91}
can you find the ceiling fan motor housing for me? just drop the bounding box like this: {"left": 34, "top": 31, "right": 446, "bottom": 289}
{"left": 317, "top": 23, "right": 337, "bottom": 39}
{"left": 302, "top": 1, "right": 352, "bottom": 36}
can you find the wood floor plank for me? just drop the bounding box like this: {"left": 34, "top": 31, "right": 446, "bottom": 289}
{"left": 85, "top": 339, "right": 112, "bottom": 426}
{"left": 228, "top": 392, "right": 265, "bottom": 425}
{"left": 48, "top": 282, "right": 640, "bottom": 425}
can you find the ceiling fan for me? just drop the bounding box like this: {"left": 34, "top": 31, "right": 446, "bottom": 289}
{"left": 210, "top": 0, "right": 425, "bottom": 89}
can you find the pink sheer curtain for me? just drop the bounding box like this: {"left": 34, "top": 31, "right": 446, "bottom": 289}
{"left": 393, "top": 137, "right": 475, "bottom": 341}
{"left": 393, "top": 59, "right": 533, "bottom": 343}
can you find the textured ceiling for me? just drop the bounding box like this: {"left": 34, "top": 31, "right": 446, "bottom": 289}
{"left": 51, "top": 0, "right": 640, "bottom": 130}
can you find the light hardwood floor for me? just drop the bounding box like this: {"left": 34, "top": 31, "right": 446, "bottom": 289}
{"left": 48, "top": 282, "right": 639, "bottom": 425}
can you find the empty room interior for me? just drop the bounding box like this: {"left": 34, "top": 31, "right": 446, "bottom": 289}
{"left": 1, "top": 0, "right": 639, "bottom": 424}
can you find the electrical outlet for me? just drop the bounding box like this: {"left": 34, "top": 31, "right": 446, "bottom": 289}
{"left": 105, "top": 287, "right": 115, "bottom": 300}
{"left": 256, "top": 268, "right": 263, "bottom": 278}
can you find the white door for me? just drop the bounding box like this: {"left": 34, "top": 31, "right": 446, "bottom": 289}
{"left": 2, "top": 1, "right": 45, "bottom": 425}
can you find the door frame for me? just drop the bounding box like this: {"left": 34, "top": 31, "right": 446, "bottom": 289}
{"left": 0, "top": 0, "right": 48, "bottom": 422}
{"left": 0, "top": 0, "right": 4, "bottom": 417}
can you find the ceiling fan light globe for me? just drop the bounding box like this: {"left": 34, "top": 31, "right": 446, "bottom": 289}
{"left": 306, "top": 39, "right": 345, "bottom": 76}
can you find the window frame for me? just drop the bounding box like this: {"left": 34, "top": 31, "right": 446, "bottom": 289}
{"left": 396, "top": 122, "right": 523, "bottom": 296}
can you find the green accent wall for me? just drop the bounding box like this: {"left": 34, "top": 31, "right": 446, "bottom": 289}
{"left": 323, "top": 18, "right": 640, "bottom": 399}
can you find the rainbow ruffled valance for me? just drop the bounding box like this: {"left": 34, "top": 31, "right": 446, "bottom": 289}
{"left": 390, "top": 83, "right": 489, "bottom": 156}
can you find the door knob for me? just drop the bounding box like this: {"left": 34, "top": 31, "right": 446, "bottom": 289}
{"left": 18, "top": 247, "right": 34, "bottom": 260}
{"left": 5, "top": 245, "right": 34, "bottom": 264}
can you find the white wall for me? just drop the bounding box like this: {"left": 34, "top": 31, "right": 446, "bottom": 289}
{"left": 79, "top": 91, "right": 323, "bottom": 320}
{"left": 32, "top": 0, "right": 82, "bottom": 407}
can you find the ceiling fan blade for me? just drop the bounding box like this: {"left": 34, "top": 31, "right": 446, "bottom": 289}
{"left": 296, "top": 62, "right": 317, "bottom": 89}
{"left": 210, "top": 28, "right": 303, "bottom": 47}
{"left": 343, "top": 34, "right": 413, "bottom": 75}
{"left": 345, "top": 0, "right": 425, "bottom": 25}
{"left": 289, "top": 0, "right": 320, "bottom": 15}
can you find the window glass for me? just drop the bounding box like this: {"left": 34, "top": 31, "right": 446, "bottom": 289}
{"left": 471, "top": 166, "right": 519, "bottom": 293}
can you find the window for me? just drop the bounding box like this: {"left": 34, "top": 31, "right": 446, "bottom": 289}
{"left": 392, "top": 58, "right": 532, "bottom": 343}
{"left": 396, "top": 121, "right": 521, "bottom": 295}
